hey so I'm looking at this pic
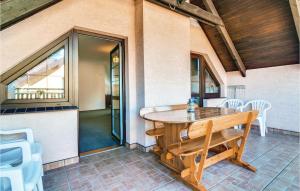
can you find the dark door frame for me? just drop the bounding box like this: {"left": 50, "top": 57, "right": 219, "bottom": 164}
{"left": 74, "top": 28, "right": 127, "bottom": 155}
{"left": 191, "top": 53, "right": 221, "bottom": 106}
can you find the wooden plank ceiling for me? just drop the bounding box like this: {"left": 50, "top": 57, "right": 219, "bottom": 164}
{"left": 191, "top": 0, "right": 299, "bottom": 71}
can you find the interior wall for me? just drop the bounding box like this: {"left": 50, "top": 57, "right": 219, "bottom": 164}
{"left": 227, "top": 64, "right": 300, "bottom": 132}
{"left": 78, "top": 35, "right": 114, "bottom": 111}
{"left": 78, "top": 52, "right": 107, "bottom": 111}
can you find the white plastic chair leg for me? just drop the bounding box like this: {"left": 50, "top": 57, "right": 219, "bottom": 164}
{"left": 258, "top": 118, "right": 265, "bottom": 136}
{"left": 264, "top": 120, "right": 268, "bottom": 133}
{"left": 37, "top": 177, "right": 44, "bottom": 191}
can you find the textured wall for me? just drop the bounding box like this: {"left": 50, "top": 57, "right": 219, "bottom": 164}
{"left": 143, "top": 1, "right": 191, "bottom": 107}
{"left": 137, "top": 1, "right": 191, "bottom": 146}
{"left": 227, "top": 64, "right": 300, "bottom": 132}
{"left": 0, "top": 110, "right": 78, "bottom": 163}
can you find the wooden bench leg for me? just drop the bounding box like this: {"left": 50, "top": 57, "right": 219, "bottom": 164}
{"left": 182, "top": 177, "right": 207, "bottom": 191}
{"left": 230, "top": 159, "right": 256, "bottom": 172}
{"left": 180, "top": 154, "right": 207, "bottom": 191}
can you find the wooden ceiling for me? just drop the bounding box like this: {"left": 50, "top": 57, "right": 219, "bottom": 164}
{"left": 191, "top": 0, "right": 299, "bottom": 72}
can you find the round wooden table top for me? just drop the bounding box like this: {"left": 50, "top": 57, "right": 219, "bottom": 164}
{"left": 143, "top": 107, "right": 238, "bottom": 124}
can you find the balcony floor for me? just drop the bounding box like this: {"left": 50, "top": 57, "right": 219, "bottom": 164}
{"left": 43, "top": 130, "right": 299, "bottom": 191}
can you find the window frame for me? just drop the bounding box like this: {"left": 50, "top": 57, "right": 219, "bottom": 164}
{"left": 191, "top": 53, "right": 221, "bottom": 104}
{"left": 0, "top": 32, "right": 74, "bottom": 108}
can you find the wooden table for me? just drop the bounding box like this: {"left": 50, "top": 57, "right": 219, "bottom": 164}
{"left": 143, "top": 107, "right": 238, "bottom": 173}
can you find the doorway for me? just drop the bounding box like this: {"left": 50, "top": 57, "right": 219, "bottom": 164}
{"left": 77, "top": 33, "right": 124, "bottom": 154}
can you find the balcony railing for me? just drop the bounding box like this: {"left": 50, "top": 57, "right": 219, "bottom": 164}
{"left": 11, "top": 88, "right": 64, "bottom": 100}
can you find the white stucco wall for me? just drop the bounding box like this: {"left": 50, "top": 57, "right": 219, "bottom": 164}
{"left": 0, "top": 0, "right": 138, "bottom": 145}
{"left": 0, "top": 110, "right": 78, "bottom": 164}
{"left": 143, "top": 2, "right": 191, "bottom": 107}
{"left": 227, "top": 65, "right": 300, "bottom": 132}
{"left": 136, "top": 1, "right": 191, "bottom": 146}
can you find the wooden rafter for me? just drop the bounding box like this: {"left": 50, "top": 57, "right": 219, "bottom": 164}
{"left": 202, "top": 0, "right": 246, "bottom": 77}
{"left": 146, "top": 0, "right": 223, "bottom": 26}
{"left": 289, "top": 0, "right": 300, "bottom": 40}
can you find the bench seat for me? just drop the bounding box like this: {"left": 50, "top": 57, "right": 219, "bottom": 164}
{"left": 168, "top": 129, "right": 244, "bottom": 157}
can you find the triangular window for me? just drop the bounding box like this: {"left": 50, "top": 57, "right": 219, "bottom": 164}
{"left": 7, "top": 48, "right": 65, "bottom": 100}
{"left": 204, "top": 69, "right": 219, "bottom": 94}
{"left": 1, "top": 36, "right": 72, "bottom": 107}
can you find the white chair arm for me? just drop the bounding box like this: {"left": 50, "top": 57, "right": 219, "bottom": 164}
{"left": 0, "top": 128, "right": 34, "bottom": 143}
{"left": 0, "top": 141, "right": 32, "bottom": 163}
{"left": 265, "top": 103, "right": 272, "bottom": 111}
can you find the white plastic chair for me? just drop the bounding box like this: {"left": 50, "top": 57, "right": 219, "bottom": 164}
{"left": 219, "top": 99, "right": 244, "bottom": 129}
{"left": 0, "top": 141, "right": 44, "bottom": 191}
{"left": 0, "top": 129, "right": 43, "bottom": 175}
{"left": 241, "top": 100, "right": 271, "bottom": 136}
{"left": 218, "top": 99, "right": 244, "bottom": 111}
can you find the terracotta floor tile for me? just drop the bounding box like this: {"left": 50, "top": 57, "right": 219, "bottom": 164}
{"left": 43, "top": 132, "right": 299, "bottom": 191}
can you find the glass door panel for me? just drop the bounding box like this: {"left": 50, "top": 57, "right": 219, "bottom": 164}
{"left": 110, "top": 44, "right": 123, "bottom": 143}
{"left": 191, "top": 56, "right": 202, "bottom": 106}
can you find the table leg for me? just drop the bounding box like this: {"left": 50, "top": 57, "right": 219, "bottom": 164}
{"left": 160, "top": 123, "right": 185, "bottom": 172}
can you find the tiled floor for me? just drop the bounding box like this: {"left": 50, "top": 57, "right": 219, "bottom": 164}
{"left": 43, "top": 131, "right": 300, "bottom": 191}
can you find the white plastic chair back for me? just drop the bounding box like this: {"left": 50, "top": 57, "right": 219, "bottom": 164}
{"left": 242, "top": 100, "right": 271, "bottom": 136}
{"left": 220, "top": 99, "right": 244, "bottom": 109}
{"left": 244, "top": 100, "right": 271, "bottom": 116}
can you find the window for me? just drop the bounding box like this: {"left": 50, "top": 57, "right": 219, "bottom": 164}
{"left": 204, "top": 69, "right": 219, "bottom": 94}
{"left": 190, "top": 53, "right": 221, "bottom": 106}
{"left": 7, "top": 48, "right": 65, "bottom": 100}
{"left": 0, "top": 35, "right": 73, "bottom": 108}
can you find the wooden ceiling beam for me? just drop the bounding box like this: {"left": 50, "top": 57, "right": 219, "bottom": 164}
{"left": 146, "top": 0, "right": 224, "bottom": 26}
{"left": 202, "top": 0, "right": 246, "bottom": 77}
{"left": 289, "top": 0, "right": 300, "bottom": 40}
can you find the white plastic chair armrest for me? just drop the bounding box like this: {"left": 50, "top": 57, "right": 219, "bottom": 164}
{"left": 265, "top": 103, "right": 272, "bottom": 111}
{"left": 0, "top": 128, "right": 34, "bottom": 143}
{"left": 0, "top": 141, "right": 32, "bottom": 163}
{"left": 0, "top": 165, "right": 22, "bottom": 176}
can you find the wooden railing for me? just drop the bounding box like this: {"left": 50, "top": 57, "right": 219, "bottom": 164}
{"left": 13, "top": 88, "right": 64, "bottom": 100}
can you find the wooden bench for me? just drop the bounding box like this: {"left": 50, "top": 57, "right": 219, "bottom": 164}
{"left": 167, "top": 111, "right": 258, "bottom": 191}
{"left": 140, "top": 104, "right": 194, "bottom": 154}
